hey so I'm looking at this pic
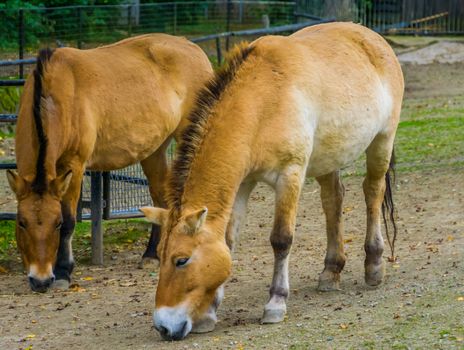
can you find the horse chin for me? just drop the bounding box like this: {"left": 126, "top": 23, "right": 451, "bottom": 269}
{"left": 191, "top": 312, "right": 217, "bottom": 333}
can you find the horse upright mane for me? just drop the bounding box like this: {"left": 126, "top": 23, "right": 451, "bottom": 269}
{"left": 166, "top": 43, "right": 254, "bottom": 214}
{"left": 31, "top": 48, "right": 54, "bottom": 194}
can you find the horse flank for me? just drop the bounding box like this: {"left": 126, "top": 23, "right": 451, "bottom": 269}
{"left": 31, "top": 48, "right": 54, "bottom": 194}
{"left": 166, "top": 43, "right": 254, "bottom": 216}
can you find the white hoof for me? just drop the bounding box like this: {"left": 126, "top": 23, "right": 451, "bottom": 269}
{"left": 261, "top": 307, "right": 286, "bottom": 324}
{"left": 191, "top": 315, "right": 216, "bottom": 333}
{"left": 52, "top": 279, "right": 70, "bottom": 290}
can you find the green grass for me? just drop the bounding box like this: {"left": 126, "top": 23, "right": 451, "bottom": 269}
{"left": 0, "top": 219, "right": 150, "bottom": 263}
{"left": 345, "top": 100, "right": 464, "bottom": 175}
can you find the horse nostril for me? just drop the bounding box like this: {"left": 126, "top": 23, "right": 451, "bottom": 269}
{"left": 50, "top": 276, "right": 56, "bottom": 284}
{"left": 171, "top": 321, "right": 188, "bottom": 341}
{"left": 158, "top": 325, "right": 170, "bottom": 339}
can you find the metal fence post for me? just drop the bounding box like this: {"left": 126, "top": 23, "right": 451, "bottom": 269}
{"left": 127, "top": 5, "right": 132, "bottom": 37}
{"left": 102, "top": 171, "right": 111, "bottom": 220}
{"left": 173, "top": 3, "right": 177, "bottom": 34}
{"left": 77, "top": 6, "right": 83, "bottom": 49}
{"left": 91, "top": 171, "right": 103, "bottom": 265}
{"left": 226, "top": 0, "right": 232, "bottom": 51}
{"left": 76, "top": 182, "right": 83, "bottom": 223}
{"left": 18, "top": 9, "right": 25, "bottom": 78}
{"left": 215, "top": 37, "right": 222, "bottom": 65}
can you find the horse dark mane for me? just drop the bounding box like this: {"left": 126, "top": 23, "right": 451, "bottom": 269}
{"left": 31, "top": 48, "right": 54, "bottom": 194}
{"left": 166, "top": 43, "right": 254, "bottom": 214}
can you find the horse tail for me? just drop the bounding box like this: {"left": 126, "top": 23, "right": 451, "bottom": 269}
{"left": 382, "top": 148, "right": 397, "bottom": 262}
{"left": 31, "top": 48, "right": 54, "bottom": 194}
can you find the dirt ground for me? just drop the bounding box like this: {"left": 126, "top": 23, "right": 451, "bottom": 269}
{"left": 1, "top": 38, "right": 464, "bottom": 349}
{"left": 0, "top": 170, "right": 463, "bottom": 349}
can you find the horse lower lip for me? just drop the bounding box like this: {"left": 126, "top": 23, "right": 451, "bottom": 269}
{"left": 31, "top": 285, "right": 48, "bottom": 293}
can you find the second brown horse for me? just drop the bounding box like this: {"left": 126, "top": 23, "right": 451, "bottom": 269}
{"left": 6, "top": 34, "right": 213, "bottom": 292}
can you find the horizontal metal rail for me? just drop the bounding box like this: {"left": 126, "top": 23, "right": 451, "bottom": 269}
{"left": 0, "top": 80, "right": 25, "bottom": 86}
{"left": 0, "top": 58, "right": 36, "bottom": 67}
{"left": 293, "top": 12, "right": 323, "bottom": 20}
{"left": 0, "top": 163, "right": 17, "bottom": 170}
{"left": 192, "top": 18, "right": 334, "bottom": 43}
{"left": 0, "top": 114, "right": 18, "bottom": 123}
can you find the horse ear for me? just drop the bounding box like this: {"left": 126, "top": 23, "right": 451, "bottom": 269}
{"left": 6, "top": 170, "right": 27, "bottom": 196}
{"left": 184, "top": 207, "right": 208, "bottom": 233}
{"left": 51, "top": 170, "right": 73, "bottom": 197}
{"left": 140, "top": 207, "right": 168, "bottom": 226}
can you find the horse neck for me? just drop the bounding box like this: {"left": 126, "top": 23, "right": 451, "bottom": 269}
{"left": 179, "top": 107, "right": 256, "bottom": 236}
{"left": 16, "top": 82, "right": 68, "bottom": 182}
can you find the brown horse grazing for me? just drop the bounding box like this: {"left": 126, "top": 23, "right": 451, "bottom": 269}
{"left": 141, "top": 22, "right": 404, "bottom": 340}
{"left": 6, "top": 34, "right": 213, "bottom": 293}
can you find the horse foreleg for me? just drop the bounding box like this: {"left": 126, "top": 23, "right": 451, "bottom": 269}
{"left": 140, "top": 139, "right": 171, "bottom": 267}
{"left": 53, "top": 166, "right": 84, "bottom": 289}
{"left": 262, "top": 165, "right": 304, "bottom": 324}
{"left": 316, "top": 170, "right": 346, "bottom": 291}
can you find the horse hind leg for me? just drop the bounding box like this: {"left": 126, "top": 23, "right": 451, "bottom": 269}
{"left": 262, "top": 165, "right": 305, "bottom": 324}
{"left": 363, "top": 132, "right": 396, "bottom": 286}
{"left": 225, "top": 180, "right": 257, "bottom": 251}
{"left": 316, "top": 170, "right": 346, "bottom": 291}
{"left": 139, "top": 138, "right": 171, "bottom": 268}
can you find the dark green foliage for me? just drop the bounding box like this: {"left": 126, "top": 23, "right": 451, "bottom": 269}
{"left": 0, "top": 0, "right": 127, "bottom": 49}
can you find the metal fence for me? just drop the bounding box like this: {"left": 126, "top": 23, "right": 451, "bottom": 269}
{"left": 297, "top": 0, "right": 464, "bottom": 34}
{"left": 0, "top": 1, "right": 296, "bottom": 60}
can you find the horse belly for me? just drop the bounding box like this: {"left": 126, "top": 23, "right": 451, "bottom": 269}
{"left": 87, "top": 112, "right": 178, "bottom": 171}
{"left": 306, "top": 87, "right": 392, "bottom": 178}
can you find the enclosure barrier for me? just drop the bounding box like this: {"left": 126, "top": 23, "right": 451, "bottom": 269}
{"left": 0, "top": 18, "right": 332, "bottom": 264}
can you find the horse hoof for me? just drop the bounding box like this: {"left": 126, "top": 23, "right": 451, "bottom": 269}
{"left": 138, "top": 257, "right": 159, "bottom": 270}
{"left": 365, "top": 262, "right": 385, "bottom": 286}
{"left": 317, "top": 279, "right": 341, "bottom": 292}
{"left": 261, "top": 308, "right": 286, "bottom": 324}
{"left": 318, "top": 271, "right": 341, "bottom": 292}
{"left": 52, "top": 279, "right": 70, "bottom": 290}
{"left": 191, "top": 316, "right": 216, "bottom": 333}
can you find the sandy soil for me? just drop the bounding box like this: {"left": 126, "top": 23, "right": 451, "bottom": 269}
{"left": 0, "top": 169, "right": 463, "bottom": 349}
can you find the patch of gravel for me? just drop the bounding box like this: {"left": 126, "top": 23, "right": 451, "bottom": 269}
{"left": 398, "top": 41, "right": 464, "bottom": 64}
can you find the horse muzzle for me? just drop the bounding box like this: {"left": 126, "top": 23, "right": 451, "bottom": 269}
{"left": 29, "top": 275, "right": 55, "bottom": 293}
{"left": 153, "top": 306, "right": 192, "bottom": 341}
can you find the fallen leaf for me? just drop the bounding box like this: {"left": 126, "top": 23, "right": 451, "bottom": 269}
{"left": 119, "top": 281, "right": 136, "bottom": 287}
{"left": 0, "top": 266, "right": 8, "bottom": 274}
{"left": 457, "top": 296, "right": 464, "bottom": 301}
{"left": 81, "top": 276, "right": 93, "bottom": 281}
{"left": 69, "top": 284, "right": 86, "bottom": 292}
{"left": 25, "top": 334, "right": 36, "bottom": 339}
{"left": 339, "top": 323, "right": 348, "bottom": 329}
{"left": 426, "top": 244, "right": 439, "bottom": 253}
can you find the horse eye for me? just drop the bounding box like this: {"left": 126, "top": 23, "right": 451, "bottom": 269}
{"left": 175, "top": 257, "right": 190, "bottom": 267}
{"left": 18, "top": 221, "right": 27, "bottom": 229}
{"left": 55, "top": 221, "right": 63, "bottom": 230}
